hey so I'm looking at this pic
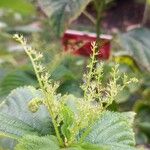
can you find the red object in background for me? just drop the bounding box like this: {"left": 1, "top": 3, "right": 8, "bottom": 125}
{"left": 62, "top": 30, "right": 112, "bottom": 59}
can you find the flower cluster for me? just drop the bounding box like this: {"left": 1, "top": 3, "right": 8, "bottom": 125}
{"left": 14, "top": 35, "right": 138, "bottom": 147}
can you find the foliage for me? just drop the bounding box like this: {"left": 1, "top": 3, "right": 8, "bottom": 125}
{"left": 1, "top": 1, "right": 150, "bottom": 147}
{"left": 134, "top": 88, "right": 150, "bottom": 144}
{"left": 0, "top": 86, "right": 53, "bottom": 136}
{"left": 37, "top": 0, "right": 92, "bottom": 36}
{"left": 0, "top": 0, "right": 35, "bottom": 15}
{"left": 0, "top": 86, "right": 53, "bottom": 150}
{"left": 0, "top": 36, "right": 84, "bottom": 100}
{"left": 37, "top": 0, "right": 114, "bottom": 37}
{"left": 113, "top": 28, "right": 150, "bottom": 144}
{"left": 0, "top": 0, "right": 34, "bottom": 14}
{"left": 114, "top": 28, "right": 150, "bottom": 72}
{"left": 0, "top": 69, "right": 37, "bottom": 99}
{"left": 85, "top": 111, "right": 136, "bottom": 150}
{"left": 15, "top": 135, "right": 60, "bottom": 150}
{"left": 0, "top": 35, "right": 138, "bottom": 149}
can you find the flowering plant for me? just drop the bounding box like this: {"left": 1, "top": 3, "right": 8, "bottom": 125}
{"left": 0, "top": 34, "right": 138, "bottom": 150}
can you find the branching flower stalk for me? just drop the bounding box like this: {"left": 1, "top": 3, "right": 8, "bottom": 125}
{"left": 13, "top": 35, "right": 138, "bottom": 148}
{"left": 83, "top": 42, "right": 99, "bottom": 101}
{"left": 80, "top": 42, "right": 138, "bottom": 142}
{"left": 13, "top": 34, "right": 64, "bottom": 146}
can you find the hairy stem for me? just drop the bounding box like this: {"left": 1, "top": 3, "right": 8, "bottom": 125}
{"left": 18, "top": 38, "right": 64, "bottom": 147}
{"left": 84, "top": 43, "right": 97, "bottom": 99}
{"left": 25, "top": 50, "right": 43, "bottom": 89}
{"left": 45, "top": 94, "right": 64, "bottom": 146}
{"left": 27, "top": 54, "right": 63, "bottom": 146}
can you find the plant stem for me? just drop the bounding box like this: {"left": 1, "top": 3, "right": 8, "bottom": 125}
{"left": 94, "top": 0, "right": 105, "bottom": 40}
{"left": 45, "top": 94, "right": 64, "bottom": 146}
{"left": 84, "top": 43, "right": 97, "bottom": 99}
{"left": 24, "top": 47, "right": 64, "bottom": 147}
{"left": 25, "top": 50, "right": 43, "bottom": 89}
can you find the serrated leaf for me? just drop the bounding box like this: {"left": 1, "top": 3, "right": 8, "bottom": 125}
{"left": 38, "top": 0, "right": 92, "bottom": 36}
{"left": 0, "top": 86, "right": 53, "bottom": 149}
{"left": 85, "top": 111, "right": 137, "bottom": 150}
{"left": 0, "top": 112, "right": 37, "bottom": 138}
{"left": 117, "top": 28, "right": 150, "bottom": 72}
{"left": 62, "top": 143, "right": 108, "bottom": 150}
{"left": 0, "top": 86, "right": 53, "bottom": 136}
{"left": 15, "top": 135, "right": 108, "bottom": 150}
{"left": 15, "top": 135, "right": 59, "bottom": 150}
{"left": 78, "top": 143, "right": 108, "bottom": 150}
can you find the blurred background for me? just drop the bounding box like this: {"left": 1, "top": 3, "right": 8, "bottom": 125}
{"left": 0, "top": 0, "right": 150, "bottom": 149}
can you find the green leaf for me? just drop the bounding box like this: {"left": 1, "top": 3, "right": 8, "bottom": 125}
{"left": 117, "top": 28, "right": 150, "bottom": 72}
{"left": 0, "top": 112, "right": 37, "bottom": 139}
{"left": 15, "top": 135, "right": 108, "bottom": 150}
{"left": 62, "top": 143, "right": 108, "bottom": 150}
{"left": 57, "top": 80, "right": 83, "bottom": 97}
{"left": 38, "top": 0, "right": 92, "bottom": 36}
{"left": 16, "top": 137, "right": 108, "bottom": 150}
{"left": 0, "top": 86, "right": 53, "bottom": 136}
{"left": 0, "top": 86, "right": 53, "bottom": 149}
{"left": 133, "top": 91, "right": 150, "bottom": 139}
{"left": 0, "top": 71, "right": 37, "bottom": 99}
{"left": 113, "top": 55, "right": 140, "bottom": 72}
{"left": 15, "top": 135, "right": 59, "bottom": 150}
{"left": 77, "top": 143, "right": 108, "bottom": 150}
{"left": 61, "top": 105, "right": 74, "bottom": 140}
{"left": 139, "top": 122, "right": 150, "bottom": 136}
{"left": 85, "top": 111, "right": 137, "bottom": 150}
{"left": 0, "top": 0, "right": 35, "bottom": 15}
{"left": 51, "top": 65, "right": 75, "bottom": 80}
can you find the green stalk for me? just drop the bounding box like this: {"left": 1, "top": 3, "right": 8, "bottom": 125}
{"left": 95, "top": 10, "right": 101, "bottom": 40}
{"left": 25, "top": 50, "right": 43, "bottom": 88}
{"left": 80, "top": 1, "right": 107, "bottom": 141}
{"left": 32, "top": 69, "right": 63, "bottom": 146}
{"left": 94, "top": 0, "right": 105, "bottom": 41}
{"left": 84, "top": 43, "right": 97, "bottom": 99}
{"left": 13, "top": 35, "right": 64, "bottom": 147}
{"left": 24, "top": 47, "right": 64, "bottom": 147}
{"left": 45, "top": 94, "right": 64, "bottom": 146}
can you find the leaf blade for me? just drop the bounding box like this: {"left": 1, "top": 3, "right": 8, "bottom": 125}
{"left": 15, "top": 135, "right": 60, "bottom": 150}
{"left": 38, "top": 0, "right": 92, "bottom": 36}
{"left": 85, "top": 111, "right": 137, "bottom": 150}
